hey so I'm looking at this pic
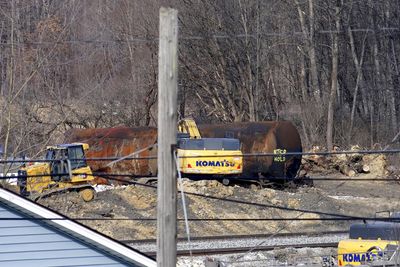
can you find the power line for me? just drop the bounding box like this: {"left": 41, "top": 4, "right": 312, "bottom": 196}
{"left": 2, "top": 170, "right": 399, "bottom": 182}
{"left": 0, "top": 172, "right": 156, "bottom": 179}
{"left": 2, "top": 174, "right": 399, "bottom": 223}
{"left": 90, "top": 175, "right": 376, "bottom": 220}
{"left": 0, "top": 216, "right": 399, "bottom": 222}
{"left": 1, "top": 148, "right": 400, "bottom": 164}
{"left": 2, "top": 170, "right": 399, "bottom": 183}
{"left": 3, "top": 172, "right": 399, "bottom": 222}
{"left": 0, "top": 27, "right": 399, "bottom": 47}
{"left": 0, "top": 38, "right": 156, "bottom": 47}
{"left": 6, "top": 173, "right": 346, "bottom": 221}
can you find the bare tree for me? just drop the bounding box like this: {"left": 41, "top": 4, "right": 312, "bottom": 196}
{"left": 326, "top": 0, "right": 342, "bottom": 150}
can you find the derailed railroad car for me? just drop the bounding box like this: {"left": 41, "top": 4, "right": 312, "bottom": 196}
{"left": 65, "top": 127, "right": 158, "bottom": 183}
{"left": 198, "top": 121, "right": 302, "bottom": 181}
{"left": 64, "top": 121, "right": 302, "bottom": 184}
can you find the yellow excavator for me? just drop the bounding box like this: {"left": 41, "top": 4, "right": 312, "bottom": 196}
{"left": 337, "top": 213, "right": 400, "bottom": 266}
{"left": 18, "top": 143, "right": 96, "bottom": 201}
{"left": 177, "top": 119, "right": 243, "bottom": 179}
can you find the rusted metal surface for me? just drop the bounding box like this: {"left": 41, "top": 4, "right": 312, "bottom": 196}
{"left": 64, "top": 127, "right": 158, "bottom": 183}
{"left": 64, "top": 121, "right": 302, "bottom": 182}
{"left": 198, "top": 121, "right": 302, "bottom": 179}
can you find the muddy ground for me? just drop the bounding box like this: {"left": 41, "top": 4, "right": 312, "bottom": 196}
{"left": 35, "top": 159, "right": 400, "bottom": 241}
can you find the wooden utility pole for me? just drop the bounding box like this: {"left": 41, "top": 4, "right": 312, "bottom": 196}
{"left": 156, "top": 7, "right": 178, "bottom": 267}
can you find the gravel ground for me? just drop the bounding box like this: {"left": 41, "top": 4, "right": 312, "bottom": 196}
{"left": 178, "top": 247, "right": 337, "bottom": 267}
{"left": 35, "top": 178, "right": 400, "bottom": 241}
{"left": 24, "top": 163, "right": 400, "bottom": 266}
{"left": 128, "top": 232, "right": 348, "bottom": 253}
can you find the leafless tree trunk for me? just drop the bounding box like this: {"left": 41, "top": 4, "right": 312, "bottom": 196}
{"left": 385, "top": 2, "right": 398, "bottom": 134}
{"left": 348, "top": 27, "right": 367, "bottom": 140}
{"left": 294, "top": 0, "right": 321, "bottom": 104}
{"left": 3, "top": 0, "right": 16, "bottom": 159}
{"left": 326, "top": 0, "right": 341, "bottom": 150}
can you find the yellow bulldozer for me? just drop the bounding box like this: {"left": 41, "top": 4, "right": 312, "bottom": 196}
{"left": 18, "top": 143, "right": 96, "bottom": 201}
{"left": 177, "top": 119, "right": 243, "bottom": 180}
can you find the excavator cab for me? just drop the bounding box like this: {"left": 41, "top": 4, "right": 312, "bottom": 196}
{"left": 177, "top": 118, "right": 243, "bottom": 179}
{"left": 18, "top": 143, "right": 96, "bottom": 201}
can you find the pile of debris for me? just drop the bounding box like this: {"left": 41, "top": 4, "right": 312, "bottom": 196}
{"left": 301, "top": 145, "right": 388, "bottom": 178}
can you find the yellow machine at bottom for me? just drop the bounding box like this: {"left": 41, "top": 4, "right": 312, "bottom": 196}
{"left": 18, "top": 143, "right": 96, "bottom": 201}
{"left": 338, "top": 218, "right": 400, "bottom": 266}
{"left": 338, "top": 239, "right": 398, "bottom": 266}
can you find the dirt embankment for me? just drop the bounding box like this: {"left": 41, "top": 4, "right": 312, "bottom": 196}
{"left": 38, "top": 162, "right": 400, "bottom": 241}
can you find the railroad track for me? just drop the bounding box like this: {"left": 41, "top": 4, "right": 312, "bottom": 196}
{"left": 147, "top": 241, "right": 337, "bottom": 257}
{"left": 123, "top": 230, "right": 347, "bottom": 257}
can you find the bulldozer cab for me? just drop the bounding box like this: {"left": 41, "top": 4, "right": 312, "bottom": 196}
{"left": 46, "top": 144, "right": 88, "bottom": 181}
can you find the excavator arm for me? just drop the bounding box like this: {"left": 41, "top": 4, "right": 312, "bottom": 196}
{"left": 178, "top": 118, "right": 202, "bottom": 139}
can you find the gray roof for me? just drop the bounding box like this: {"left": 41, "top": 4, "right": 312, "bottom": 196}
{"left": 0, "top": 188, "right": 157, "bottom": 267}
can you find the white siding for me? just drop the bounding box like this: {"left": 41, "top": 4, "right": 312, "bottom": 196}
{"left": 0, "top": 206, "right": 137, "bottom": 267}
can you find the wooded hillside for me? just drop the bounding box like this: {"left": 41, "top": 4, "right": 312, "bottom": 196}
{"left": 0, "top": 0, "right": 399, "bottom": 157}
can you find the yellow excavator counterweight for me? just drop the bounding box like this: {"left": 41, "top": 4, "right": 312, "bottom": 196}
{"left": 177, "top": 118, "right": 243, "bottom": 179}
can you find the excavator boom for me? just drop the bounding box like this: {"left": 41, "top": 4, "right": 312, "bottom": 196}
{"left": 178, "top": 118, "right": 202, "bottom": 139}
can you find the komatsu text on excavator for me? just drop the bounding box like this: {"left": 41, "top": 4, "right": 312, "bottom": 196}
{"left": 18, "top": 143, "right": 96, "bottom": 201}
{"left": 337, "top": 212, "right": 400, "bottom": 266}
{"left": 177, "top": 119, "right": 243, "bottom": 180}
